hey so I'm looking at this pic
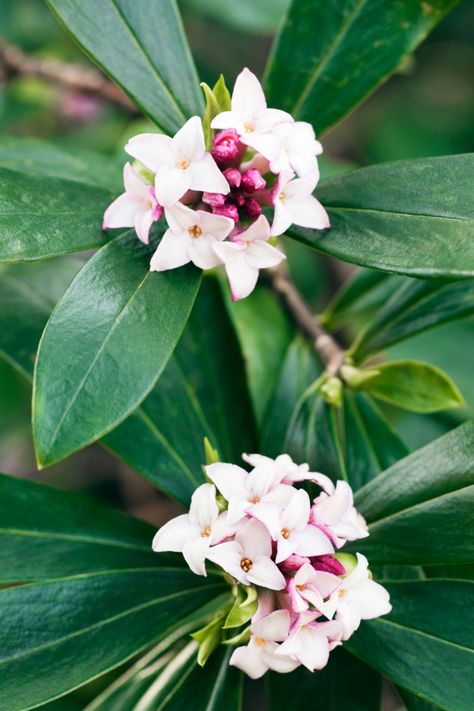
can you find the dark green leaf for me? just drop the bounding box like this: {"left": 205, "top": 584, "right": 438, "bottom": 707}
{"left": 0, "top": 570, "right": 227, "bottom": 711}
{"left": 343, "top": 391, "right": 408, "bottom": 490}
{"left": 0, "top": 258, "right": 81, "bottom": 380}
{"left": 398, "top": 687, "right": 444, "bottom": 711}
{"left": 0, "top": 167, "right": 112, "bottom": 262}
{"left": 289, "top": 154, "right": 474, "bottom": 278}
{"left": 0, "top": 136, "right": 122, "bottom": 191}
{"left": 268, "top": 647, "right": 381, "bottom": 711}
{"left": 350, "top": 276, "right": 474, "bottom": 361}
{"left": 0, "top": 472, "right": 157, "bottom": 582}
{"left": 33, "top": 230, "right": 201, "bottom": 467}
{"left": 46, "top": 0, "right": 203, "bottom": 133}
{"left": 358, "top": 360, "right": 464, "bottom": 413}
{"left": 103, "top": 277, "right": 257, "bottom": 505}
{"left": 346, "top": 580, "right": 474, "bottom": 711}
{"left": 184, "top": 0, "right": 289, "bottom": 33}
{"left": 265, "top": 0, "right": 457, "bottom": 134}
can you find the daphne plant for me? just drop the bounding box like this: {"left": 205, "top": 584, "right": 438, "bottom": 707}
{"left": 0, "top": 0, "right": 472, "bottom": 710}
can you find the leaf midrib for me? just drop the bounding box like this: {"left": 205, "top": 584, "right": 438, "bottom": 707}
{"left": 0, "top": 527, "right": 152, "bottom": 552}
{"left": 319, "top": 204, "right": 473, "bottom": 222}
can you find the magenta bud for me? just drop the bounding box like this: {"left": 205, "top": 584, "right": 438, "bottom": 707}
{"left": 280, "top": 554, "right": 310, "bottom": 573}
{"left": 243, "top": 197, "right": 262, "bottom": 218}
{"left": 213, "top": 202, "right": 239, "bottom": 222}
{"left": 241, "top": 169, "right": 266, "bottom": 193}
{"left": 202, "top": 191, "right": 226, "bottom": 208}
{"left": 212, "top": 128, "right": 240, "bottom": 163}
{"left": 223, "top": 167, "right": 242, "bottom": 189}
{"left": 311, "top": 554, "right": 346, "bottom": 576}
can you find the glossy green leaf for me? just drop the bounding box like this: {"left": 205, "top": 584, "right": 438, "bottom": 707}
{"left": 343, "top": 391, "right": 408, "bottom": 490}
{"left": 289, "top": 154, "right": 474, "bottom": 278}
{"left": 0, "top": 166, "right": 112, "bottom": 262}
{"left": 351, "top": 276, "right": 474, "bottom": 361}
{"left": 33, "top": 230, "right": 201, "bottom": 467}
{"left": 0, "top": 570, "right": 227, "bottom": 711}
{"left": 103, "top": 277, "right": 257, "bottom": 505}
{"left": 0, "top": 258, "right": 81, "bottom": 380}
{"left": 0, "top": 136, "right": 122, "bottom": 191}
{"left": 220, "top": 282, "right": 294, "bottom": 425}
{"left": 0, "top": 472, "right": 159, "bottom": 582}
{"left": 46, "top": 0, "right": 203, "bottom": 133}
{"left": 358, "top": 360, "right": 465, "bottom": 413}
{"left": 265, "top": 0, "right": 458, "bottom": 134}
{"left": 346, "top": 580, "right": 474, "bottom": 711}
{"left": 398, "top": 687, "right": 444, "bottom": 711}
{"left": 184, "top": 0, "right": 289, "bottom": 33}
{"left": 268, "top": 647, "right": 381, "bottom": 711}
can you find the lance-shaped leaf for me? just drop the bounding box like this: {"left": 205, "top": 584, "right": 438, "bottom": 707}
{"left": 0, "top": 167, "right": 113, "bottom": 262}
{"left": 289, "top": 154, "right": 474, "bottom": 278}
{"left": 33, "top": 230, "right": 201, "bottom": 467}
{"left": 46, "top": 0, "right": 203, "bottom": 133}
{"left": 265, "top": 0, "right": 459, "bottom": 134}
{"left": 350, "top": 276, "right": 474, "bottom": 362}
{"left": 0, "top": 136, "right": 122, "bottom": 191}
{"left": 357, "top": 360, "right": 465, "bottom": 413}
{"left": 351, "top": 422, "right": 474, "bottom": 565}
{"left": 268, "top": 647, "right": 381, "bottom": 711}
{"left": 0, "top": 472, "right": 160, "bottom": 582}
{"left": 0, "top": 569, "right": 227, "bottom": 711}
{"left": 103, "top": 277, "right": 257, "bottom": 506}
{"left": 346, "top": 580, "right": 474, "bottom": 711}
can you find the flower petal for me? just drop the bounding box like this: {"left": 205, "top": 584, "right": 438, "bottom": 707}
{"left": 248, "top": 556, "right": 286, "bottom": 591}
{"left": 211, "top": 111, "right": 245, "bottom": 133}
{"left": 287, "top": 194, "right": 330, "bottom": 230}
{"left": 255, "top": 108, "right": 293, "bottom": 132}
{"left": 252, "top": 610, "right": 290, "bottom": 642}
{"left": 189, "top": 153, "right": 230, "bottom": 194}
{"left": 271, "top": 200, "right": 292, "bottom": 237}
{"left": 134, "top": 208, "right": 154, "bottom": 245}
{"left": 237, "top": 519, "right": 272, "bottom": 559}
{"left": 164, "top": 202, "right": 199, "bottom": 232}
{"left": 242, "top": 131, "right": 281, "bottom": 162}
{"left": 188, "top": 483, "right": 218, "bottom": 529}
{"left": 232, "top": 67, "right": 266, "bottom": 116}
{"left": 250, "top": 502, "right": 282, "bottom": 540}
{"left": 281, "top": 489, "right": 311, "bottom": 531}
{"left": 292, "top": 525, "right": 334, "bottom": 557}
{"left": 125, "top": 133, "right": 173, "bottom": 172}
{"left": 123, "top": 162, "right": 150, "bottom": 200}
{"left": 223, "top": 252, "right": 259, "bottom": 302}
{"left": 246, "top": 240, "right": 286, "bottom": 270}
{"left": 263, "top": 643, "right": 300, "bottom": 674}
{"left": 182, "top": 535, "right": 210, "bottom": 576}
{"left": 154, "top": 166, "right": 191, "bottom": 207}
{"left": 152, "top": 514, "right": 199, "bottom": 553}
{"left": 103, "top": 192, "right": 139, "bottom": 230}
{"left": 149, "top": 229, "right": 190, "bottom": 272}
{"left": 171, "top": 116, "right": 206, "bottom": 161}
{"left": 229, "top": 640, "right": 268, "bottom": 679}
{"left": 188, "top": 234, "right": 222, "bottom": 270}
{"left": 198, "top": 210, "right": 234, "bottom": 240}
{"left": 237, "top": 215, "right": 271, "bottom": 243}
{"left": 206, "top": 540, "right": 245, "bottom": 582}
{"left": 205, "top": 462, "right": 248, "bottom": 502}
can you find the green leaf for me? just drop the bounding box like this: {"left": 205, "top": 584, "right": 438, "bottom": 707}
{"left": 0, "top": 472, "right": 161, "bottom": 582}
{"left": 0, "top": 166, "right": 113, "bottom": 262}
{"left": 0, "top": 570, "right": 227, "bottom": 711}
{"left": 33, "top": 230, "right": 201, "bottom": 467}
{"left": 350, "top": 276, "right": 474, "bottom": 362}
{"left": 398, "top": 687, "right": 444, "bottom": 711}
{"left": 219, "top": 282, "right": 294, "bottom": 425}
{"left": 268, "top": 647, "right": 381, "bottom": 711}
{"left": 183, "top": 0, "right": 289, "bottom": 33}
{"left": 103, "top": 277, "right": 257, "bottom": 506}
{"left": 0, "top": 136, "right": 122, "bottom": 191}
{"left": 289, "top": 154, "right": 474, "bottom": 278}
{"left": 346, "top": 580, "right": 474, "bottom": 711}
{"left": 224, "top": 586, "right": 257, "bottom": 629}
{"left": 358, "top": 360, "right": 464, "bottom": 413}
{"left": 342, "top": 391, "right": 408, "bottom": 490}
{"left": 0, "top": 258, "right": 81, "bottom": 380}
{"left": 46, "top": 0, "right": 203, "bottom": 133}
{"left": 192, "top": 613, "right": 227, "bottom": 666}
{"left": 265, "top": 0, "right": 458, "bottom": 134}
{"left": 201, "top": 75, "right": 231, "bottom": 149}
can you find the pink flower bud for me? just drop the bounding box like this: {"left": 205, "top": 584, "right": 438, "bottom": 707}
{"left": 148, "top": 186, "right": 163, "bottom": 221}
{"left": 223, "top": 167, "right": 242, "bottom": 189}
{"left": 243, "top": 197, "right": 262, "bottom": 218}
{"left": 213, "top": 202, "right": 239, "bottom": 222}
{"left": 241, "top": 169, "right": 266, "bottom": 193}
{"left": 212, "top": 128, "right": 240, "bottom": 163}
{"left": 280, "top": 554, "right": 310, "bottom": 573}
{"left": 311, "top": 554, "right": 346, "bottom": 576}
{"left": 202, "top": 191, "right": 226, "bottom": 208}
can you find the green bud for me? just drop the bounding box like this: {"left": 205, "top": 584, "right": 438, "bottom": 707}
{"left": 200, "top": 74, "right": 231, "bottom": 150}
{"left": 321, "top": 376, "right": 343, "bottom": 406}
{"left": 192, "top": 610, "right": 227, "bottom": 666}
{"left": 334, "top": 552, "right": 358, "bottom": 577}
{"left": 203, "top": 437, "right": 220, "bottom": 465}
{"left": 340, "top": 364, "right": 380, "bottom": 389}
{"left": 131, "top": 159, "right": 155, "bottom": 185}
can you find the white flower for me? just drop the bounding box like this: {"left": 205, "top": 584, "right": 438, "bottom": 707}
{"left": 271, "top": 171, "right": 330, "bottom": 237}
{"left": 211, "top": 68, "right": 292, "bottom": 162}
{"left": 311, "top": 480, "right": 369, "bottom": 549}
{"left": 103, "top": 162, "right": 163, "bottom": 244}
{"left": 251, "top": 489, "right": 334, "bottom": 564}
{"left": 207, "top": 519, "right": 286, "bottom": 590}
{"left": 270, "top": 121, "right": 323, "bottom": 178}
{"left": 125, "top": 116, "right": 229, "bottom": 207}
{"left": 276, "top": 612, "right": 340, "bottom": 671}
{"left": 150, "top": 202, "right": 234, "bottom": 272}
{"left": 287, "top": 563, "right": 341, "bottom": 615}
{"left": 205, "top": 458, "right": 294, "bottom": 525}
{"left": 152, "top": 483, "right": 234, "bottom": 576}
{"left": 328, "top": 553, "right": 392, "bottom": 640}
{"left": 242, "top": 452, "right": 334, "bottom": 490}
{"left": 229, "top": 610, "right": 299, "bottom": 678}
{"left": 212, "top": 215, "right": 285, "bottom": 301}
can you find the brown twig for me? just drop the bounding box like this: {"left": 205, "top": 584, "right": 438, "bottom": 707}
{"left": 269, "top": 264, "right": 344, "bottom": 375}
{"left": 0, "top": 39, "right": 137, "bottom": 112}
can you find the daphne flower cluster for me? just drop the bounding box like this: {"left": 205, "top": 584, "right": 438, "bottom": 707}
{"left": 103, "top": 68, "right": 329, "bottom": 301}
{"left": 152, "top": 453, "right": 391, "bottom": 678}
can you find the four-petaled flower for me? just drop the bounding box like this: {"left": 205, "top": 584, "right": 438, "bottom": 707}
{"left": 270, "top": 121, "right": 323, "bottom": 178}
{"left": 271, "top": 171, "right": 330, "bottom": 237}
{"left": 311, "top": 480, "right": 369, "bottom": 548}
{"left": 287, "top": 562, "right": 341, "bottom": 616}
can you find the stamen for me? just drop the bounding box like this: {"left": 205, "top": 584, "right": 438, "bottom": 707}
{"left": 188, "top": 225, "right": 202, "bottom": 238}
{"left": 296, "top": 584, "right": 304, "bottom": 591}
{"left": 254, "top": 636, "right": 265, "bottom": 646}
{"left": 240, "top": 557, "right": 253, "bottom": 573}
{"left": 248, "top": 495, "right": 260, "bottom": 504}
{"left": 338, "top": 589, "right": 346, "bottom": 598}
{"left": 178, "top": 158, "right": 190, "bottom": 170}
{"left": 280, "top": 528, "right": 290, "bottom": 539}
{"left": 201, "top": 527, "right": 211, "bottom": 538}
{"left": 244, "top": 122, "right": 255, "bottom": 133}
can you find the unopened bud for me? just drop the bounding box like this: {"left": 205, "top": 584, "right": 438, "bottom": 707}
{"left": 241, "top": 169, "right": 266, "bottom": 193}
{"left": 243, "top": 197, "right": 262, "bottom": 218}
{"left": 212, "top": 128, "right": 240, "bottom": 163}
{"left": 223, "top": 167, "right": 242, "bottom": 189}
{"left": 202, "top": 191, "right": 226, "bottom": 208}
{"left": 334, "top": 553, "right": 357, "bottom": 577}
{"left": 213, "top": 202, "right": 239, "bottom": 222}
{"left": 320, "top": 376, "right": 343, "bottom": 406}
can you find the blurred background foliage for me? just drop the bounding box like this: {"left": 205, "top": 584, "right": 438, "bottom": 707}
{"left": 0, "top": 2, "right": 473, "bottom": 706}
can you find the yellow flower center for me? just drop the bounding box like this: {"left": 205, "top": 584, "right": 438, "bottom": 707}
{"left": 280, "top": 528, "right": 290, "bottom": 540}
{"left": 244, "top": 122, "right": 255, "bottom": 133}
{"left": 240, "top": 557, "right": 253, "bottom": 573}
{"left": 188, "top": 225, "right": 202, "bottom": 238}
{"left": 248, "top": 495, "right": 260, "bottom": 504}
{"left": 254, "top": 636, "right": 266, "bottom": 646}
{"left": 201, "top": 527, "right": 211, "bottom": 538}
{"left": 178, "top": 158, "right": 190, "bottom": 170}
